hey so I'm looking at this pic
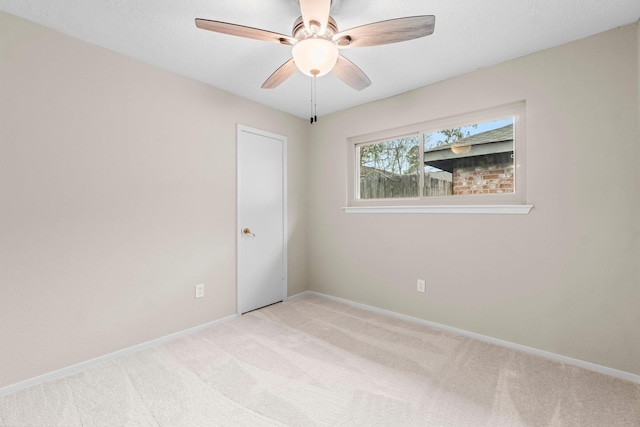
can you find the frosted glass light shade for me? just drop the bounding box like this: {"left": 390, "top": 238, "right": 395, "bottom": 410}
{"left": 292, "top": 38, "right": 339, "bottom": 77}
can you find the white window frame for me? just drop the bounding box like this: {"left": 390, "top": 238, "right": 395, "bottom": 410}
{"left": 345, "top": 102, "right": 532, "bottom": 214}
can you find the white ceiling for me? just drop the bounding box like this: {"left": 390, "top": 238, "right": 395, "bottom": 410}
{"left": 2, "top": 0, "right": 639, "bottom": 119}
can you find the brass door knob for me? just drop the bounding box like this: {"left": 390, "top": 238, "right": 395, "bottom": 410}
{"left": 243, "top": 228, "right": 256, "bottom": 237}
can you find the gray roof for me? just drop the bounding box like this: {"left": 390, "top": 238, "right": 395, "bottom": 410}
{"left": 425, "top": 124, "right": 513, "bottom": 153}
{"left": 423, "top": 124, "right": 514, "bottom": 173}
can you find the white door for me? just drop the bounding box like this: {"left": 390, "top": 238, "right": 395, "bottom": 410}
{"left": 237, "top": 125, "right": 287, "bottom": 314}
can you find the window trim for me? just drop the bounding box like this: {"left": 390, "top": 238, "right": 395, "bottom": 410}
{"left": 342, "top": 205, "right": 533, "bottom": 215}
{"left": 346, "top": 102, "right": 529, "bottom": 213}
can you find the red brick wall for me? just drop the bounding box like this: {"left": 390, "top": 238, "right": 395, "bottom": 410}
{"left": 452, "top": 153, "right": 514, "bottom": 195}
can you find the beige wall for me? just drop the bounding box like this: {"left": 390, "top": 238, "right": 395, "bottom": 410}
{"left": 307, "top": 23, "right": 640, "bottom": 375}
{"left": 0, "top": 12, "right": 308, "bottom": 388}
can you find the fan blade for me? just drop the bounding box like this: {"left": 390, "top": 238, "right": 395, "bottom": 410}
{"left": 332, "top": 55, "right": 371, "bottom": 91}
{"left": 333, "top": 15, "right": 435, "bottom": 48}
{"left": 195, "top": 19, "right": 296, "bottom": 45}
{"left": 262, "top": 58, "right": 298, "bottom": 89}
{"left": 299, "top": 0, "right": 331, "bottom": 33}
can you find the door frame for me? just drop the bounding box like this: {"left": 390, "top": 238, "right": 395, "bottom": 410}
{"left": 236, "top": 124, "right": 287, "bottom": 315}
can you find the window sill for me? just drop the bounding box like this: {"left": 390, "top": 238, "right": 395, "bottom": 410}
{"left": 342, "top": 205, "right": 533, "bottom": 215}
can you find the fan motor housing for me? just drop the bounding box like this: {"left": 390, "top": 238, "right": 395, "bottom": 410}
{"left": 292, "top": 16, "right": 338, "bottom": 40}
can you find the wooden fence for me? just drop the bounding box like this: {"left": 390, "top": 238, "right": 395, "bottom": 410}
{"left": 424, "top": 173, "right": 453, "bottom": 197}
{"left": 360, "top": 171, "right": 452, "bottom": 199}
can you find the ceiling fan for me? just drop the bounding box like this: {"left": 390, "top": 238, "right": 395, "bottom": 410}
{"left": 195, "top": 0, "right": 435, "bottom": 92}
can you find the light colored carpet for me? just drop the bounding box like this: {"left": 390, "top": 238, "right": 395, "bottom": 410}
{"left": 1, "top": 294, "right": 639, "bottom": 426}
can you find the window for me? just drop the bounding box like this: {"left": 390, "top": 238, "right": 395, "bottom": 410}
{"left": 358, "top": 134, "right": 420, "bottom": 199}
{"left": 346, "top": 102, "right": 531, "bottom": 214}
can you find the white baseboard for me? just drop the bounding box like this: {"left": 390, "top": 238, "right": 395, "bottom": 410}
{"left": 0, "top": 314, "right": 238, "bottom": 396}
{"left": 304, "top": 291, "right": 640, "bottom": 384}
{"left": 4, "top": 290, "right": 637, "bottom": 396}
{"left": 286, "top": 290, "right": 313, "bottom": 300}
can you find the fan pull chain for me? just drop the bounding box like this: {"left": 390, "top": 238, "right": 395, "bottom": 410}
{"left": 310, "top": 77, "right": 314, "bottom": 124}
{"left": 310, "top": 76, "right": 318, "bottom": 124}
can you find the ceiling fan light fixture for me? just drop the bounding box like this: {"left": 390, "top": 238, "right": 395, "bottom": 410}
{"left": 292, "top": 38, "right": 339, "bottom": 77}
{"left": 196, "top": 7, "right": 435, "bottom": 92}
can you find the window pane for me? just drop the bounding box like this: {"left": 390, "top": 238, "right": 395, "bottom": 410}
{"left": 358, "top": 136, "right": 420, "bottom": 199}
{"left": 423, "top": 118, "right": 514, "bottom": 197}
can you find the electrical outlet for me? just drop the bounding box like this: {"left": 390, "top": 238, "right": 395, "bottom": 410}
{"left": 195, "top": 284, "right": 204, "bottom": 298}
{"left": 417, "top": 279, "right": 426, "bottom": 293}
